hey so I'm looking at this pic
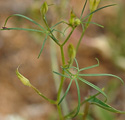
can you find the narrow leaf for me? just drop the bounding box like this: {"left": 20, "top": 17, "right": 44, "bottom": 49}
{"left": 53, "top": 71, "right": 70, "bottom": 78}
{"left": 1, "top": 27, "right": 45, "bottom": 33}
{"left": 88, "top": 97, "right": 125, "bottom": 113}
{"left": 78, "top": 73, "right": 124, "bottom": 84}
{"left": 64, "top": 92, "right": 101, "bottom": 118}
{"left": 82, "top": 4, "right": 116, "bottom": 21}
{"left": 4, "top": 14, "right": 45, "bottom": 31}
{"left": 37, "top": 35, "right": 48, "bottom": 58}
{"left": 69, "top": 66, "right": 78, "bottom": 70}
{"left": 83, "top": 22, "right": 104, "bottom": 28}
{"left": 63, "top": 26, "right": 70, "bottom": 34}
{"left": 52, "top": 29, "right": 65, "bottom": 36}
{"left": 80, "top": 0, "right": 88, "bottom": 19}
{"left": 58, "top": 79, "right": 73, "bottom": 105}
{"left": 74, "top": 58, "right": 79, "bottom": 70}
{"left": 78, "top": 77, "right": 107, "bottom": 99}
{"left": 81, "top": 22, "right": 85, "bottom": 31}
{"left": 72, "top": 79, "right": 81, "bottom": 118}
{"left": 79, "top": 58, "right": 99, "bottom": 72}
{"left": 51, "top": 21, "right": 65, "bottom": 29}
{"left": 61, "top": 67, "right": 73, "bottom": 77}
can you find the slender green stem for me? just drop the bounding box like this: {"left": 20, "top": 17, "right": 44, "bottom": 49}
{"left": 83, "top": 102, "right": 90, "bottom": 120}
{"left": 56, "top": 27, "right": 75, "bottom": 119}
{"left": 85, "top": 15, "right": 93, "bottom": 28}
{"left": 60, "top": 46, "right": 65, "bottom": 65}
{"left": 31, "top": 85, "right": 56, "bottom": 104}
{"left": 43, "top": 16, "right": 60, "bottom": 46}
{"left": 56, "top": 45, "right": 66, "bottom": 120}
{"left": 57, "top": 46, "right": 65, "bottom": 101}
{"left": 76, "top": 28, "right": 86, "bottom": 52}
{"left": 57, "top": 105, "right": 64, "bottom": 120}
{"left": 76, "top": 15, "right": 93, "bottom": 52}
{"left": 62, "top": 27, "right": 75, "bottom": 46}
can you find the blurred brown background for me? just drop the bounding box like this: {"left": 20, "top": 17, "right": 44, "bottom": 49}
{"left": 0, "top": 0, "right": 125, "bottom": 120}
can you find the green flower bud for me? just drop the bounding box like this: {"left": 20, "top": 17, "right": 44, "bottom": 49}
{"left": 16, "top": 67, "right": 31, "bottom": 87}
{"left": 69, "top": 10, "right": 76, "bottom": 26}
{"left": 74, "top": 18, "right": 81, "bottom": 26}
{"left": 40, "top": 2, "right": 48, "bottom": 17}
{"left": 68, "top": 44, "right": 76, "bottom": 60}
{"left": 89, "top": 0, "right": 100, "bottom": 12}
{"left": 69, "top": 17, "right": 75, "bottom": 26}
{"left": 70, "top": 10, "right": 76, "bottom": 18}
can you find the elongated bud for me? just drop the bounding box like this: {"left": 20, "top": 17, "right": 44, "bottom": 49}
{"left": 89, "top": 0, "right": 101, "bottom": 12}
{"left": 69, "top": 18, "right": 75, "bottom": 26}
{"left": 68, "top": 44, "right": 76, "bottom": 60}
{"left": 69, "top": 10, "right": 76, "bottom": 26}
{"left": 16, "top": 67, "right": 31, "bottom": 87}
{"left": 40, "top": 2, "right": 48, "bottom": 17}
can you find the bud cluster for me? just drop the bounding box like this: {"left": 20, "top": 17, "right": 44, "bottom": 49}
{"left": 69, "top": 11, "right": 81, "bottom": 27}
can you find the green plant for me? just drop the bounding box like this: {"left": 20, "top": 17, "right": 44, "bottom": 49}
{"left": 1, "top": 0, "right": 125, "bottom": 119}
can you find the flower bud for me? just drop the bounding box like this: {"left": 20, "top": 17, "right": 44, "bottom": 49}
{"left": 68, "top": 44, "right": 76, "bottom": 60}
{"left": 89, "top": 0, "right": 100, "bottom": 12}
{"left": 16, "top": 67, "right": 32, "bottom": 87}
{"left": 69, "top": 10, "right": 76, "bottom": 26}
{"left": 40, "top": 2, "right": 48, "bottom": 17}
{"left": 74, "top": 18, "right": 81, "bottom": 26}
{"left": 69, "top": 18, "right": 75, "bottom": 26}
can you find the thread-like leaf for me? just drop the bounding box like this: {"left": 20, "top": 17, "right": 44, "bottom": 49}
{"left": 53, "top": 71, "right": 70, "bottom": 78}
{"left": 63, "top": 26, "right": 70, "bottom": 34}
{"left": 81, "top": 22, "right": 85, "bottom": 31}
{"left": 88, "top": 97, "right": 125, "bottom": 113}
{"left": 82, "top": 4, "right": 116, "bottom": 21}
{"left": 4, "top": 14, "right": 45, "bottom": 31}
{"left": 61, "top": 67, "right": 73, "bottom": 77}
{"left": 78, "top": 73, "right": 124, "bottom": 84}
{"left": 58, "top": 79, "right": 73, "bottom": 105}
{"left": 69, "top": 66, "right": 78, "bottom": 70}
{"left": 80, "top": 0, "right": 88, "bottom": 19}
{"left": 72, "top": 79, "right": 81, "bottom": 118}
{"left": 52, "top": 29, "right": 65, "bottom": 36}
{"left": 79, "top": 58, "right": 99, "bottom": 72}
{"left": 82, "top": 22, "right": 104, "bottom": 28}
{"left": 64, "top": 92, "right": 100, "bottom": 118}
{"left": 1, "top": 27, "right": 45, "bottom": 33}
{"left": 51, "top": 21, "right": 65, "bottom": 29}
{"left": 37, "top": 35, "right": 48, "bottom": 58}
{"left": 78, "top": 77, "right": 107, "bottom": 99}
{"left": 74, "top": 58, "right": 79, "bottom": 70}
